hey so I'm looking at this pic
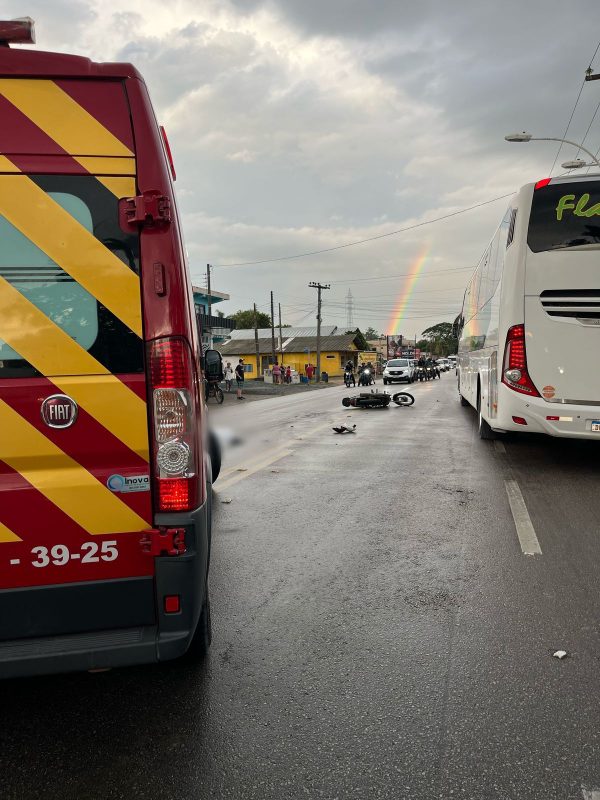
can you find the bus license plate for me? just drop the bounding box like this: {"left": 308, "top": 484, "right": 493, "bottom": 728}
{"left": 592, "top": 421, "right": 600, "bottom": 432}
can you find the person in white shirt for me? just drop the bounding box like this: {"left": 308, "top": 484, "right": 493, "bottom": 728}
{"left": 224, "top": 361, "right": 234, "bottom": 392}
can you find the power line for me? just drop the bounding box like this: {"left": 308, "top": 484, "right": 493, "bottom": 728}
{"left": 213, "top": 194, "right": 513, "bottom": 267}
{"left": 328, "top": 265, "right": 474, "bottom": 285}
{"left": 550, "top": 39, "right": 600, "bottom": 174}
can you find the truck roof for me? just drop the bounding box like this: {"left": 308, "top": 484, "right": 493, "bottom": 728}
{"left": 0, "top": 46, "right": 142, "bottom": 81}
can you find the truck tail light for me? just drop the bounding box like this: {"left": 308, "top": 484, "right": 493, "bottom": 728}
{"left": 148, "top": 338, "right": 198, "bottom": 512}
{"left": 502, "top": 325, "right": 540, "bottom": 397}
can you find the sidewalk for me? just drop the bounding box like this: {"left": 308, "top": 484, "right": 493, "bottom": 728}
{"left": 210, "top": 377, "right": 344, "bottom": 405}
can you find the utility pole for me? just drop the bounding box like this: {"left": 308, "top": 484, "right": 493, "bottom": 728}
{"left": 253, "top": 303, "right": 261, "bottom": 379}
{"left": 278, "top": 302, "right": 284, "bottom": 368}
{"left": 270, "top": 291, "right": 277, "bottom": 369}
{"left": 206, "top": 263, "right": 212, "bottom": 348}
{"left": 309, "top": 281, "right": 330, "bottom": 382}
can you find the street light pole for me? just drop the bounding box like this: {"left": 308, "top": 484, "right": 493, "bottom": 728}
{"left": 505, "top": 132, "right": 600, "bottom": 168}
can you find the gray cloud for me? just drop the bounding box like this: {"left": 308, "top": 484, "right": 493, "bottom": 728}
{"left": 7, "top": 0, "right": 600, "bottom": 332}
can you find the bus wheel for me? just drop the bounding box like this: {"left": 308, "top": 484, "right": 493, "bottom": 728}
{"left": 477, "top": 389, "right": 497, "bottom": 440}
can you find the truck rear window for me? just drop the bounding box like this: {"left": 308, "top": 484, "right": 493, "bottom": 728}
{"left": 0, "top": 174, "right": 143, "bottom": 378}
{"left": 528, "top": 180, "right": 600, "bottom": 253}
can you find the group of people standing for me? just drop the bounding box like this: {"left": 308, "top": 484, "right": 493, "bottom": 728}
{"left": 273, "top": 361, "right": 292, "bottom": 384}
{"left": 223, "top": 359, "right": 246, "bottom": 399}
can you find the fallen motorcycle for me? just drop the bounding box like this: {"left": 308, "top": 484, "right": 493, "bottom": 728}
{"left": 342, "top": 391, "right": 414, "bottom": 409}
{"left": 392, "top": 391, "right": 415, "bottom": 406}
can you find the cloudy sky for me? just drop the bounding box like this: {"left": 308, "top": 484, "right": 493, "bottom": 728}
{"left": 5, "top": 0, "right": 600, "bottom": 336}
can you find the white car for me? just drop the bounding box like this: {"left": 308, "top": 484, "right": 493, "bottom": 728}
{"left": 383, "top": 358, "right": 414, "bottom": 384}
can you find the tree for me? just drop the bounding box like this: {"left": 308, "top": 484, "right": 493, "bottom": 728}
{"left": 228, "top": 308, "right": 272, "bottom": 329}
{"left": 364, "top": 326, "right": 379, "bottom": 340}
{"left": 421, "top": 322, "right": 458, "bottom": 356}
{"left": 346, "top": 328, "right": 373, "bottom": 352}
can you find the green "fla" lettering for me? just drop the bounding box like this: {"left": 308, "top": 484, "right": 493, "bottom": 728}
{"left": 556, "top": 193, "right": 600, "bottom": 220}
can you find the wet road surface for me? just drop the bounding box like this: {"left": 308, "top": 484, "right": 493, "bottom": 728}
{"left": 3, "top": 375, "right": 600, "bottom": 799}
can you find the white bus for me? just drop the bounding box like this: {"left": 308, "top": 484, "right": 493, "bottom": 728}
{"left": 458, "top": 173, "right": 600, "bottom": 440}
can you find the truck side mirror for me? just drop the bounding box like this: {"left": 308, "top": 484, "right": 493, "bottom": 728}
{"left": 204, "top": 349, "right": 223, "bottom": 381}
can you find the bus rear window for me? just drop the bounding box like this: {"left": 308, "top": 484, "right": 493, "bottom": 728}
{"left": 528, "top": 180, "right": 600, "bottom": 253}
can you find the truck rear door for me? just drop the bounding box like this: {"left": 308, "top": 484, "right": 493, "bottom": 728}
{"left": 0, "top": 79, "right": 155, "bottom": 639}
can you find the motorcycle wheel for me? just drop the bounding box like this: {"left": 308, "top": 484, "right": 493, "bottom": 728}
{"left": 215, "top": 386, "right": 224, "bottom": 404}
{"left": 393, "top": 392, "right": 415, "bottom": 406}
{"left": 342, "top": 397, "right": 352, "bottom": 407}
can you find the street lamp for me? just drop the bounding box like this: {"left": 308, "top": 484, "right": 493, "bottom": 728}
{"left": 561, "top": 159, "right": 597, "bottom": 170}
{"left": 504, "top": 131, "right": 600, "bottom": 169}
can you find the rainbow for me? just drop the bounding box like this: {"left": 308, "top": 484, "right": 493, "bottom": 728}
{"left": 386, "top": 244, "right": 430, "bottom": 334}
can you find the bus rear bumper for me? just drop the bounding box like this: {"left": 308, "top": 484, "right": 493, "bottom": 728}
{"left": 496, "top": 385, "right": 600, "bottom": 439}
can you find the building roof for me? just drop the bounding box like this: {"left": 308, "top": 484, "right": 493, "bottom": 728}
{"left": 218, "top": 333, "right": 360, "bottom": 356}
{"left": 192, "top": 286, "right": 230, "bottom": 302}
{"left": 228, "top": 325, "right": 338, "bottom": 340}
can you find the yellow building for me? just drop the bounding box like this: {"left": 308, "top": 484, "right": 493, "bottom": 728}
{"left": 219, "top": 330, "right": 364, "bottom": 379}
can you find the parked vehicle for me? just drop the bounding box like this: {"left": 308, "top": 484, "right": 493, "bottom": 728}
{"left": 382, "top": 358, "right": 414, "bottom": 384}
{"left": 458, "top": 173, "right": 600, "bottom": 439}
{"left": 0, "top": 20, "right": 215, "bottom": 678}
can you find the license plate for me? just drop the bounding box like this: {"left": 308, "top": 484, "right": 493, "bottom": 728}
{"left": 592, "top": 421, "right": 600, "bottom": 432}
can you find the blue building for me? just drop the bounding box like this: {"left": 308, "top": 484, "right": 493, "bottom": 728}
{"left": 192, "top": 285, "right": 235, "bottom": 348}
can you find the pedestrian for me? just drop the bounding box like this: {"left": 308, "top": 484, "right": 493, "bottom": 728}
{"left": 273, "top": 361, "right": 281, "bottom": 385}
{"left": 286, "top": 365, "right": 291, "bottom": 384}
{"left": 224, "top": 361, "right": 233, "bottom": 392}
{"left": 306, "top": 363, "right": 314, "bottom": 382}
{"left": 235, "top": 358, "right": 245, "bottom": 400}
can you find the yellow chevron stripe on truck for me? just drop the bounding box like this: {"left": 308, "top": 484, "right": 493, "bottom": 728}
{"left": 0, "top": 399, "right": 150, "bottom": 534}
{"left": 0, "top": 161, "right": 142, "bottom": 337}
{"left": 0, "top": 79, "right": 134, "bottom": 157}
{"left": 0, "top": 521, "right": 22, "bottom": 543}
{"left": 0, "top": 276, "right": 149, "bottom": 460}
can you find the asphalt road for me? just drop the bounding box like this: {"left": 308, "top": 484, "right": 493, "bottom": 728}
{"left": 3, "top": 374, "right": 600, "bottom": 800}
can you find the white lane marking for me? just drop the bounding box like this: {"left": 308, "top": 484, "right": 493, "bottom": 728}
{"left": 504, "top": 480, "right": 542, "bottom": 556}
{"left": 582, "top": 788, "right": 600, "bottom": 799}
{"left": 215, "top": 450, "right": 293, "bottom": 492}
{"left": 494, "top": 440, "right": 506, "bottom": 454}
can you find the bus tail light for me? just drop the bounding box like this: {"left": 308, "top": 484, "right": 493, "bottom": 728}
{"left": 502, "top": 325, "right": 540, "bottom": 397}
{"left": 148, "top": 338, "right": 198, "bottom": 512}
